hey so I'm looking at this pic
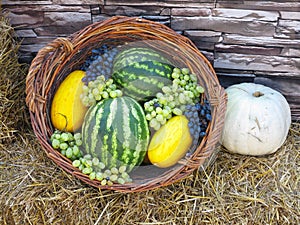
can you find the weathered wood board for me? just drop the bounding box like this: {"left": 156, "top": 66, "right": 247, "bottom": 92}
{"left": 2, "top": 0, "right": 300, "bottom": 120}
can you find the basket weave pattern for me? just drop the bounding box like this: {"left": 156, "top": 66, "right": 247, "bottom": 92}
{"left": 25, "top": 16, "right": 227, "bottom": 192}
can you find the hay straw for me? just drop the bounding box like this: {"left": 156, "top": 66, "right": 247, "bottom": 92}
{"left": 0, "top": 12, "right": 299, "bottom": 225}
{"left": 1, "top": 124, "right": 299, "bottom": 224}
{"left": 0, "top": 13, "right": 29, "bottom": 148}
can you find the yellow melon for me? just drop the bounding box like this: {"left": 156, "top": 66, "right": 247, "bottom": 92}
{"left": 51, "top": 70, "right": 87, "bottom": 132}
{"left": 147, "top": 115, "right": 192, "bottom": 168}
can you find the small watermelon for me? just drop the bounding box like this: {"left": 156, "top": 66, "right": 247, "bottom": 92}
{"left": 81, "top": 96, "right": 150, "bottom": 172}
{"left": 112, "top": 47, "right": 174, "bottom": 101}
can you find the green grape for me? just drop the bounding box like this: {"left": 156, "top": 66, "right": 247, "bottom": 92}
{"left": 162, "top": 86, "right": 171, "bottom": 94}
{"left": 110, "top": 174, "right": 118, "bottom": 182}
{"left": 82, "top": 85, "right": 89, "bottom": 93}
{"left": 196, "top": 86, "right": 205, "bottom": 94}
{"left": 144, "top": 102, "right": 151, "bottom": 110}
{"left": 92, "top": 157, "right": 99, "bottom": 166}
{"left": 51, "top": 139, "right": 60, "bottom": 149}
{"left": 66, "top": 147, "right": 73, "bottom": 158}
{"left": 92, "top": 88, "right": 99, "bottom": 96}
{"left": 85, "top": 159, "right": 93, "bottom": 167}
{"left": 89, "top": 172, "right": 96, "bottom": 180}
{"left": 75, "top": 139, "right": 82, "bottom": 146}
{"left": 88, "top": 81, "right": 95, "bottom": 89}
{"left": 148, "top": 106, "right": 154, "bottom": 112}
{"left": 96, "top": 172, "right": 104, "bottom": 181}
{"left": 162, "top": 109, "right": 170, "bottom": 117}
{"left": 78, "top": 164, "right": 84, "bottom": 171}
{"left": 115, "top": 89, "right": 123, "bottom": 97}
{"left": 149, "top": 118, "right": 159, "bottom": 128}
{"left": 81, "top": 96, "right": 89, "bottom": 106}
{"left": 98, "top": 162, "right": 105, "bottom": 170}
{"left": 184, "top": 75, "right": 190, "bottom": 81}
{"left": 61, "top": 149, "right": 66, "bottom": 156}
{"left": 54, "top": 133, "right": 61, "bottom": 140}
{"left": 80, "top": 158, "right": 86, "bottom": 165}
{"left": 109, "top": 90, "right": 117, "bottom": 98}
{"left": 121, "top": 172, "right": 130, "bottom": 179}
{"left": 104, "top": 169, "right": 112, "bottom": 176}
{"left": 102, "top": 91, "right": 109, "bottom": 99}
{"left": 107, "top": 180, "right": 114, "bottom": 186}
{"left": 156, "top": 114, "right": 164, "bottom": 122}
{"left": 106, "top": 78, "right": 113, "bottom": 86}
{"left": 67, "top": 132, "right": 74, "bottom": 141}
{"left": 74, "top": 133, "right": 81, "bottom": 140}
{"left": 72, "top": 160, "right": 81, "bottom": 168}
{"left": 155, "top": 107, "right": 163, "bottom": 114}
{"left": 111, "top": 167, "right": 119, "bottom": 174}
{"left": 59, "top": 143, "right": 68, "bottom": 150}
{"left": 181, "top": 68, "right": 189, "bottom": 75}
{"left": 173, "top": 108, "right": 183, "bottom": 116}
{"left": 169, "top": 101, "right": 176, "bottom": 109}
{"left": 117, "top": 177, "right": 125, "bottom": 185}
{"left": 82, "top": 167, "right": 93, "bottom": 175}
{"left": 145, "top": 113, "right": 152, "bottom": 121}
{"left": 156, "top": 92, "right": 163, "bottom": 99}
{"left": 94, "top": 94, "right": 102, "bottom": 101}
{"left": 171, "top": 72, "right": 180, "bottom": 79}
{"left": 180, "top": 79, "right": 187, "bottom": 86}
{"left": 72, "top": 145, "right": 80, "bottom": 156}
{"left": 101, "top": 179, "right": 107, "bottom": 186}
{"left": 119, "top": 165, "right": 127, "bottom": 173}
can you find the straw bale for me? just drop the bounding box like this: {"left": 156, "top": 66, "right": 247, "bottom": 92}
{"left": 0, "top": 13, "right": 29, "bottom": 147}
{"left": 0, "top": 11, "right": 299, "bottom": 225}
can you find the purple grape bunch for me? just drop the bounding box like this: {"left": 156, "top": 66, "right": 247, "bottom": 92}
{"left": 81, "top": 44, "right": 119, "bottom": 84}
{"left": 184, "top": 100, "right": 212, "bottom": 152}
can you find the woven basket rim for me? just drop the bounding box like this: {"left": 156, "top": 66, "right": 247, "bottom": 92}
{"left": 25, "top": 16, "right": 227, "bottom": 193}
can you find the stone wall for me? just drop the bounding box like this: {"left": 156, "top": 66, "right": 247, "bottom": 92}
{"left": 2, "top": 0, "right": 300, "bottom": 120}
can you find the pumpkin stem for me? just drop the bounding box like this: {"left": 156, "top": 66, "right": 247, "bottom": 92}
{"left": 253, "top": 91, "right": 264, "bottom": 97}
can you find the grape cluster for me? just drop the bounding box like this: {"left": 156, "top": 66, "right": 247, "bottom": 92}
{"left": 80, "top": 75, "right": 123, "bottom": 107}
{"left": 50, "top": 130, "right": 132, "bottom": 185}
{"left": 72, "top": 154, "right": 132, "bottom": 186}
{"left": 81, "top": 45, "right": 119, "bottom": 84}
{"left": 184, "top": 100, "right": 212, "bottom": 153}
{"left": 50, "top": 130, "right": 83, "bottom": 160}
{"left": 144, "top": 67, "right": 205, "bottom": 130}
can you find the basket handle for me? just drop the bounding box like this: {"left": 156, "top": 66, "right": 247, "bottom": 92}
{"left": 26, "top": 37, "right": 73, "bottom": 112}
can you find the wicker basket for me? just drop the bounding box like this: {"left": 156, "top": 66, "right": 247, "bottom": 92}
{"left": 25, "top": 16, "right": 227, "bottom": 193}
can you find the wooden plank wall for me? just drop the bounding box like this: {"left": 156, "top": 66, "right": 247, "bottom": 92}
{"left": 2, "top": 0, "right": 300, "bottom": 120}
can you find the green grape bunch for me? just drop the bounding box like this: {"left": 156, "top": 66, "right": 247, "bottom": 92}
{"left": 50, "top": 130, "right": 83, "bottom": 160}
{"left": 72, "top": 154, "right": 133, "bottom": 186}
{"left": 50, "top": 130, "right": 132, "bottom": 185}
{"left": 80, "top": 75, "right": 123, "bottom": 107}
{"left": 144, "top": 67, "right": 205, "bottom": 130}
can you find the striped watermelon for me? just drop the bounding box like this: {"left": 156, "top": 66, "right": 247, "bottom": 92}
{"left": 81, "top": 96, "right": 150, "bottom": 172}
{"left": 112, "top": 47, "right": 174, "bottom": 101}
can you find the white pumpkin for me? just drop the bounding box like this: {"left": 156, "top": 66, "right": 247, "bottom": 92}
{"left": 220, "top": 83, "right": 291, "bottom": 156}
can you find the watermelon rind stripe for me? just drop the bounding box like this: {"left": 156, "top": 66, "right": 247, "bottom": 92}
{"left": 121, "top": 97, "right": 132, "bottom": 165}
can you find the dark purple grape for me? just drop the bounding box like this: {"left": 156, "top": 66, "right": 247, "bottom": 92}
{"left": 200, "top": 131, "right": 206, "bottom": 137}
{"left": 153, "top": 102, "right": 161, "bottom": 108}
{"left": 206, "top": 114, "right": 212, "bottom": 121}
